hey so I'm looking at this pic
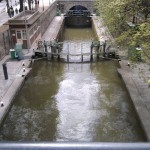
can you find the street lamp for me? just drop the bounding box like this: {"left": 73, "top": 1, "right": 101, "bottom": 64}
{"left": 42, "top": 0, "right": 44, "bottom": 11}
{"left": 6, "top": 0, "right": 9, "bottom": 10}
{"left": 31, "top": 0, "right": 33, "bottom": 10}
{"left": 23, "top": 0, "right": 30, "bottom": 51}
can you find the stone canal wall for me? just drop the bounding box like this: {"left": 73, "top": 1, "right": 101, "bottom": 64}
{"left": 0, "top": 59, "right": 31, "bottom": 126}
{"left": 92, "top": 15, "right": 150, "bottom": 141}
{"left": 118, "top": 60, "right": 150, "bottom": 141}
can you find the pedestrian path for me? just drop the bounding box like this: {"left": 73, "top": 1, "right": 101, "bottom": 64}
{"left": 0, "top": 0, "right": 55, "bottom": 26}
{"left": 0, "top": 14, "right": 64, "bottom": 125}
{"left": 118, "top": 60, "right": 150, "bottom": 141}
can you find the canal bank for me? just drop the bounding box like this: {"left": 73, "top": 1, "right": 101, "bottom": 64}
{"left": 0, "top": 15, "right": 64, "bottom": 127}
{"left": 0, "top": 58, "right": 31, "bottom": 125}
{"left": 118, "top": 60, "right": 150, "bottom": 141}
{"left": 0, "top": 16, "right": 147, "bottom": 141}
{"left": 93, "top": 16, "right": 150, "bottom": 141}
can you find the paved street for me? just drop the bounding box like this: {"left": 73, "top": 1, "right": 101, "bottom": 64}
{"left": 0, "top": 0, "right": 55, "bottom": 25}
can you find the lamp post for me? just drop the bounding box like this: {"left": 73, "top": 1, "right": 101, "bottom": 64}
{"left": 42, "top": 0, "right": 44, "bottom": 11}
{"left": 31, "top": 0, "right": 33, "bottom": 10}
{"left": 6, "top": 0, "right": 9, "bottom": 11}
{"left": 9, "top": 0, "right": 12, "bottom": 6}
{"left": 23, "top": 0, "right": 30, "bottom": 51}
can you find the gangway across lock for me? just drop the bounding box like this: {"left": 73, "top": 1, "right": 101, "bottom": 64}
{"left": 33, "top": 40, "right": 119, "bottom": 62}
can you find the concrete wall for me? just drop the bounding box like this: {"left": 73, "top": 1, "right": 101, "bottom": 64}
{"left": 40, "top": 2, "right": 57, "bottom": 36}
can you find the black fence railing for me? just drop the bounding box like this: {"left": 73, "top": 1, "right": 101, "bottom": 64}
{"left": 65, "top": 10, "right": 91, "bottom": 16}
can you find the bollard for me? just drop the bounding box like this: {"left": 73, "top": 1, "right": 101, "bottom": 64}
{"left": 0, "top": 101, "right": 4, "bottom": 107}
{"left": 2, "top": 63, "right": 8, "bottom": 80}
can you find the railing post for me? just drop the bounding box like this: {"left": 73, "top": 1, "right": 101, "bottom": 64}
{"left": 67, "top": 43, "right": 69, "bottom": 63}
{"left": 2, "top": 63, "right": 8, "bottom": 80}
{"left": 51, "top": 46, "right": 54, "bottom": 60}
{"left": 103, "top": 41, "right": 106, "bottom": 57}
{"left": 57, "top": 47, "right": 60, "bottom": 60}
{"left": 81, "top": 43, "right": 83, "bottom": 62}
{"left": 97, "top": 41, "right": 100, "bottom": 60}
{"left": 44, "top": 40, "right": 47, "bottom": 57}
{"left": 90, "top": 42, "right": 93, "bottom": 61}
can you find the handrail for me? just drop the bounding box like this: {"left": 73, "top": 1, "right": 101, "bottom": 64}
{"left": 0, "top": 142, "right": 150, "bottom": 150}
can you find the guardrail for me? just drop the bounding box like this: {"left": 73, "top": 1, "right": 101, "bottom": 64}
{"left": 0, "top": 143, "right": 150, "bottom": 150}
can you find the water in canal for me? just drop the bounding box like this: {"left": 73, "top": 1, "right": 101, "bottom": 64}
{"left": 0, "top": 28, "right": 145, "bottom": 142}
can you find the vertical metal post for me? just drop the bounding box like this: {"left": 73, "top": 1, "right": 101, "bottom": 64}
{"left": 103, "top": 41, "right": 106, "bottom": 57}
{"left": 51, "top": 46, "right": 54, "bottom": 60}
{"left": 2, "top": 63, "right": 8, "bottom": 80}
{"left": 57, "top": 45, "right": 60, "bottom": 60}
{"left": 81, "top": 43, "right": 83, "bottom": 62}
{"left": 42, "top": 0, "right": 44, "bottom": 11}
{"left": 67, "top": 43, "right": 69, "bottom": 62}
{"left": 97, "top": 42, "right": 100, "bottom": 60}
{"left": 44, "top": 41, "right": 47, "bottom": 57}
{"left": 6, "top": 0, "right": 9, "bottom": 10}
{"left": 44, "top": 41, "right": 47, "bottom": 52}
{"left": 90, "top": 42, "right": 93, "bottom": 61}
{"left": 23, "top": 0, "right": 30, "bottom": 51}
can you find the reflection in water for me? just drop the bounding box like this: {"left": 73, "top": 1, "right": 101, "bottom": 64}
{"left": 0, "top": 28, "right": 146, "bottom": 142}
{"left": 0, "top": 61, "right": 145, "bottom": 142}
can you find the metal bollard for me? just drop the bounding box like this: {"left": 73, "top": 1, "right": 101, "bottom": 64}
{"left": 2, "top": 63, "right": 8, "bottom": 80}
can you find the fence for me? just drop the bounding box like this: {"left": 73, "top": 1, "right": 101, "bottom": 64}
{"left": 0, "top": 143, "right": 150, "bottom": 150}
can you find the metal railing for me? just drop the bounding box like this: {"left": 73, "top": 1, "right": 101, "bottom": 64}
{"left": 0, "top": 142, "right": 150, "bottom": 150}
{"left": 65, "top": 10, "right": 91, "bottom": 16}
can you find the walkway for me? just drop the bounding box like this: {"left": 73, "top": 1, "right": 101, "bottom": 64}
{"left": 0, "top": 56, "right": 31, "bottom": 125}
{"left": 0, "top": 0, "right": 55, "bottom": 26}
{"left": 93, "top": 16, "right": 150, "bottom": 141}
{"left": 0, "top": 15, "right": 64, "bottom": 125}
{"left": 118, "top": 60, "right": 150, "bottom": 141}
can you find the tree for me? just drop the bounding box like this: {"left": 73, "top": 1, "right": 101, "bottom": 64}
{"left": 94, "top": 0, "right": 150, "bottom": 52}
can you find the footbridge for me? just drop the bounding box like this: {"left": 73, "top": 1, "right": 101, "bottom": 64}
{"left": 33, "top": 40, "right": 119, "bottom": 62}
